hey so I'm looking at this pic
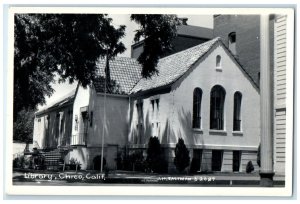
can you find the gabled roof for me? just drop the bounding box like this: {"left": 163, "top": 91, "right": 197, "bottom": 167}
{"left": 93, "top": 57, "right": 142, "bottom": 95}
{"left": 36, "top": 87, "right": 77, "bottom": 116}
{"left": 130, "top": 37, "right": 222, "bottom": 94}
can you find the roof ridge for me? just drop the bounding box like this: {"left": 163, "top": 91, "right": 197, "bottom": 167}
{"left": 159, "top": 37, "right": 221, "bottom": 61}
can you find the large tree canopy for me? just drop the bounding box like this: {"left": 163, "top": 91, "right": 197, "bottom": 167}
{"left": 130, "top": 14, "right": 180, "bottom": 78}
{"left": 14, "top": 14, "right": 126, "bottom": 115}
{"left": 14, "top": 14, "right": 179, "bottom": 117}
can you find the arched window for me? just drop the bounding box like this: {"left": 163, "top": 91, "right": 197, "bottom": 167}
{"left": 228, "top": 32, "right": 236, "bottom": 55}
{"left": 193, "top": 88, "right": 202, "bottom": 128}
{"left": 216, "top": 55, "right": 221, "bottom": 68}
{"left": 210, "top": 85, "right": 226, "bottom": 130}
{"left": 233, "top": 92, "right": 242, "bottom": 131}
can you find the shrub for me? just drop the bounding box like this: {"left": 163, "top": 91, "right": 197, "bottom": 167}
{"left": 146, "top": 136, "right": 167, "bottom": 173}
{"left": 174, "top": 138, "right": 190, "bottom": 173}
{"left": 246, "top": 161, "right": 254, "bottom": 173}
{"left": 93, "top": 155, "right": 106, "bottom": 171}
{"left": 13, "top": 155, "right": 31, "bottom": 169}
{"left": 69, "top": 158, "right": 81, "bottom": 170}
{"left": 128, "top": 150, "right": 145, "bottom": 171}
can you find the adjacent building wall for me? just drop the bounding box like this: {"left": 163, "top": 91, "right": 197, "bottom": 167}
{"left": 273, "top": 15, "right": 287, "bottom": 174}
{"left": 33, "top": 104, "right": 73, "bottom": 149}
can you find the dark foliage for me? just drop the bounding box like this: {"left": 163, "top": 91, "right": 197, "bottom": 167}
{"left": 13, "top": 155, "right": 31, "bottom": 169}
{"left": 146, "top": 136, "right": 168, "bottom": 173}
{"left": 246, "top": 161, "right": 254, "bottom": 173}
{"left": 14, "top": 14, "right": 126, "bottom": 118}
{"left": 174, "top": 138, "right": 190, "bottom": 173}
{"left": 93, "top": 155, "right": 106, "bottom": 171}
{"left": 130, "top": 14, "right": 180, "bottom": 78}
{"left": 13, "top": 108, "right": 35, "bottom": 142}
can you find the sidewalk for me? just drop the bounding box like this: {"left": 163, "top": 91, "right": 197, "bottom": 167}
{"left": 12, "top": 169, "right": 285, "bottom": 186}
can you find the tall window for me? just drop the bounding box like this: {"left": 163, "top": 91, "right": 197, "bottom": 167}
{"left": 210, "top": 85, "right": 226, "bottom": 130}
{"left": 228, "top": 32, "right": 236, "bottom": 55}
{"left": 216, "top": 55, "right": 221, "bottom": 68}
{"left": 136, "top": 100, "right": 144, "bottom": 143}
{"left": 193, "top": 88, "right": 202, "bottom": 129}
{"left": 151, "top": 98, "right": 160, "bottom": 137}
{"left": 233, "top": 92, "right": 242, "bottom": 131}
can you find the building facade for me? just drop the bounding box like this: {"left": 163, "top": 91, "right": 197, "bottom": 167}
{"left": 129, "top": 38, "right": 260, "bottom": 173}
{"left": 33, "top": 38, "right": 261, "bottom": 173}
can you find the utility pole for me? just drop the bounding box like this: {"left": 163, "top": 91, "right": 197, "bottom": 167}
{"left": 259, "top": 14, "right": 274, "bottom": 186}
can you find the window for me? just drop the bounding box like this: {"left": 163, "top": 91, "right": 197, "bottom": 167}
{"left": 136, "top": 101, "right": 143, "bottom": 124}
{"left": 233, "top": 92, "right": 242, "bottom": 131}
{"left": 210, "top": 85, "right": 226, "bottom": 130}
{"left": 193, "top": 88, "right": 202, "bottom": 129}
{"left": 228, "top": 32, "right": 236, "bottom": 55}
{"left": 216, "top": 55, "right": 221, "bottom": 68}
{"left": 136, "top": 100, "right": 144, "bottom": 142}
{"left": 150, "top": 98, "right": 160, "bottom": 136}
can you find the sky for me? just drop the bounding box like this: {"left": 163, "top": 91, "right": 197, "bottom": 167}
{"left": 39, "top": 14, "right": 213, "bottom": 109}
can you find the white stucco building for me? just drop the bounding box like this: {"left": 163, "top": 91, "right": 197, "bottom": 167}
{"left": 33, "top": 37, "right": 260, "bottom": 173}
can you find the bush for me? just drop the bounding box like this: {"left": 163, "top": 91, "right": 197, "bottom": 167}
{"left": 146, "top": 137, "right": 167, "bottom": 173}
{"left": 128, "top": 150, "right": 145, "bottom": 171}
{"left": 69, "top": 158, "right": 81, "bottom": 170}
{"left": 246, "top": 161, "right": 254, "bottom": 173}
{"left": 13, "top": 155, "right": 31, "bottom": 169}
{"left": 93, "top": 155, "right": 106, "bottom": 171}
{"left": 174, "top": 138, "right": 190, "bottom": 173}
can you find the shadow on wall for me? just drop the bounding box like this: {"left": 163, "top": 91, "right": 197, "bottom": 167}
{"left": 143, "top": 111, "right": 152, "bottom": 145}
{"left": 177, "top": 107, "right": 198, "bottom": 146}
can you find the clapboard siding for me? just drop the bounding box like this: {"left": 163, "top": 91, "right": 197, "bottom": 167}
{"left": 274, "top": 15, "right": 287, "bottom": 174}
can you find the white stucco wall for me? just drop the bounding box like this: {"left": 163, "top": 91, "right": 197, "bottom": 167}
{"left": 169, "top": 44, "right": 260, "bottom": 150}
{"left": 33, "top": 116, "right": 46, "bottom": 148}
{"left": 87, "top": 88, "right": 129, "bottom": 147}
{"left": 71, "top": 86, "right": 90, "bottom": 144}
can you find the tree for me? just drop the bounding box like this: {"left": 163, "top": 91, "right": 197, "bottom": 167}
{"left": 14, "top": 14, "right": 126, "bottom": 116}
{"left": 14, "top": 14, "right": 179, "bottom": 115}
{"left": 174, "top": 138, "right": 190, "bottom": 173}
{"left": 130, "top": 14, "right": 180, "bottom": 78}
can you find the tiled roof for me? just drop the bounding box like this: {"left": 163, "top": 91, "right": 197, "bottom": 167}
{"left": 130, "top": 37, "right": 221, "bottom": 94}
{"left": 177, "top": 25, "right": 213, "bottom": 39}
{"left": 93, "top": 57, "right": 142, "bottom": 94}
{"left": 36, "top": 88, "right": 77, "bottom": 116}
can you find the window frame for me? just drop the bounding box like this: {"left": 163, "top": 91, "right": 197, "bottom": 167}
{"left": 233, "top": 91, "right": 242, "bottom": 131}
{"left": 192, "top": 88, "right": 203, "bottom": 129}
{"left": 210, "top": 85, "right": 226, "bottom": 130}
